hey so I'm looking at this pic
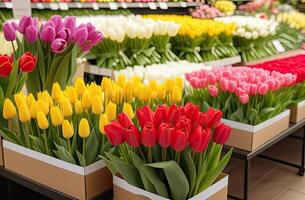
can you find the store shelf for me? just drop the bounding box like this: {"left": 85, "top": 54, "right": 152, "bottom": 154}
{"left": 29, "top": 2, "right": 202, "bottom": 10}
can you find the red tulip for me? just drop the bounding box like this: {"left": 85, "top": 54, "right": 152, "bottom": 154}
{"left": 0, "top": 54, "right": 13, "bottom": 77}
{"left": 154, "top": 104, "right": 168, "bottom": 129}
{"left": 19, "top": 52, "right": 37, "bottom": 73}
{"left": 158, "top": 122, "right": 174, "bottom": 148}
{"left": 205, "top": 108, "right": 222, "bottom": 129}
{"left": 189, "top": 126, "right": 211, "bottom": 153}
{"left": 213, "top": 123, "right": 231, "bottom": 144}
{"left": 175, "top": 116, "right": 192, "bottom": 135}
{"left": 125, "top": 125, "right": 141, "bottom": 147}
{"left": 136, "top": 106, "right": 154, "bottom": 129}
{"left": 141, "top": 122, "right": 157, "bottom": 147}
{"left": 166, "top": 104, "right": 184, "bottom": 125}
{"left": 117, "top": 113, "right": 133, "bottom": 128}
{"left": 171, "top": 129, "right": 189, "bottom": 152}
{"left": 184, "top": 102, "right": 199, "bottom": 122}
{"left": 104, "top": 121, "right": 125, "bottom": 146}
{"left": 193, "top": 112, "right": 207, "bottom": 128}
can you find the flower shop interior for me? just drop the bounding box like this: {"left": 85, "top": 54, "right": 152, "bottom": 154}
{"left": 0, "top": 0, "right": 305, "bottom": 200}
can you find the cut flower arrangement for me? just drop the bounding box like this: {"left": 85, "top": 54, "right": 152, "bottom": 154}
{"left": 146, "top": 15, "right": 238, "bottom": 63}
{"left": 186, "top": 67, "right": 296, "bottom": 125}
{"left": 103, "top": 103, "right": 232, "bottom": 200}
{"left": 1, "top": 75, "right": 184, "bottom": 166}
{"left": 84, "top": 15, "right": 180, "bottom": 69}
{"left": 2, "top": 15, "right": 103, "bottom": 94}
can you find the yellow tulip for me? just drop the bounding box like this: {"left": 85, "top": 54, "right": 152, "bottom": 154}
{"left": 62, "top": 120, "right": 74, "bottom": 139}
{"left": 81, "top": 90, "right": 91, "bottom": 110}
{"left": 38, "top": 91, "right": 53, "bottom": 107}
{"left": 65, "top": 86, "right": 78, "bottom": 104}
{"left": 105, "top": 101, "right": 117, "bottom": 121}
{"left": 36, "top": 112, "right": 49, "bottom": 130}
{"left": 60, "top": 98, "right": 73, "bottom": 117}
{"left": 18, "top": 103, "right": 31, "bottom": 123}
{"left": 14, "top": 92, "right": 26, "bottom": 107}
{"left": 50, "top": 106, "right": 64, "bottom": 126}
{"left": 99, "top": 114, "right": 109, "bottom": 134}
{"left": 157, "top": 84, "right": 166, "bottom": 100}
{"left": 27, "top": 93, "right": 35, "bottom": 106}
{"left": 74, "top": 77, "right": 86, "bottom": 96}
{"left": 101, "top": 77, "right": 111, "bottom": 92}
{"left": 124, "top": 80, "right": 134, "bottom": 98}
{"left": 37, "top": 99, "right": 49, "bottom": 115}
{"left": 123, "top": 103, "right": 134, "bottom": 119}
{"left": 29, "top": 101, "right": 38, "bottom": 119}
{"left": 164, "top": 79, "right": 174, "bottom": 93}
{"left": 79, "top": 118, "right": 90, "bottom": 138}
{"left": 148, "top": 80, "right": 158, "bottom": 92}
{"left": 91, "top": 95, "right": 103, "bottom": 115}
{"left": 175, "top": 77, "right": 184, "bottom": 89}
{"left": 104, "top": 82, "right": 114, "bottom": 99}
{"left": 3, "top": 98, "right": 16, "bottom": 120}
{"left": 171, "top": 86, "right": 182, "bottom": 103}
{"left": 74, "top": 100, "right": 83, "bottom": 114}
{"left": 116, "top": 75, "right": 126, "bottom": 88}
{"left": 52, "top": 82, "right": 62, "bottom": 101}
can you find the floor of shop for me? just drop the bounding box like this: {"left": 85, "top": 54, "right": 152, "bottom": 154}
{"left": 227, "top": 130, "right": 305, "bottom": 200}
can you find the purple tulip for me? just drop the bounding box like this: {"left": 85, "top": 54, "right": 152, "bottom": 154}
{"left": 18, "top": 16, "right": 36, "bottom": 34}
{"left": 50, "top": 15, "right": 63, "bottom": 31}
{"left": 57, "top": 27, "right": 71, "bottom": 41}
{"left": 51, "top": 38, "right": 67, "bottom": 53}
{"left": 40, "top": 26, "right": 56, "bottom": 43}
{"left": 3, "top": 22, "right": 16, "bottom": 41}
{"left": 11, "top": 22, "right": 18, "bottom": 31}
{"left": 42, "top": 21, "right": 54, "bottom": 29}
{"left": 71, "top": 25, "right": 88, "bottom": 46}
{"left": 25, "top": 25, "right": 38, "bottom": 43}
{"left": 88, "top": 31, "right": 104, "bottom": 46}
{"left": 86, "top": 23, "right": 95, "bottom": 33}
{"left": 63, "top": 16, "right": 76, "bottom": 33}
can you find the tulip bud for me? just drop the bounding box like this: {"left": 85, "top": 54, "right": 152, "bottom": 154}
{"left": 154, "top": 104, "right": 168, "bottom": 129}
{"left": 105, "top": 101, "right": 117, "bottom": 121}
{"left": 175, "top": 77, "right": 184, "bottom": 89}
{"left": 136, "top": 106, "right": 154, "bottom": 129}
{"left": 74, "top": 78, "right": 86, "bottom": 96}
{"left": 116, "top": 75, "right": 126, "bottom": 88}
{"left": 51, "top": 38, "right": 67, "bottom": 53}
{"left": 164, "top": 79, "right": 174, "bottom": 93}
{"left": 14, "top": 93, "right": 27, "bottom": 108}
{"left": 81, "top": 90, "right": 91, "bottom": 110}
{"left": 171, "top": 86, "right": 182, "bottom": 103}
{"left": 60, "top": 98, "right": 73, "bottom": 117}
{"left": 29, "top": 101, "right": 38, "bottom": 119}
{"left": 117, "top": 113, "right": 133, "bottom": 128}
{"left": 0, "top": 54, "right": 13, "bottom": 77}
{"left": 157, "top": 85, "right": 166, "bottom": 100}
{"left": 141, "top": 122, "right": 157, "bottom": 147}
{"left": 79, "top": 118, "right": 90, "bottom": 138}
{"left": 36, "top": 112, "right": 49, "bottom": 130}
{"left": 171, "top": 129, "right": 189, "bottom": 152}
{"left": 99, "top": 114, "right": 109, "bottom": 134}
{"left": 91, "top": 95, "right": 103, "bottom": 115}
{"left": 205, "top": 108, "right": 222, "bottom": 129}
{"left": 18, "top": 103, "right": 31, "bottom": 123}
{"left": 62, "top": 120, "right": 74, "bottom": 139}
{"left": 27, "top": 93, "right": 35, "bottom": 106}
{"left": 74, "top": 100, "right": 83, "bottom": 114}
{"left": 104, "top": 121, "right": 125, "bottom": 146}
{"left": 123, "top": 103, "right": 134, "bottom": 119}
{"left": 125, "top": 125, "right": 141, "bottom": 147}
{"left": 213, "top": 123, "right": 231, "bottom": 145}
{"left": 52, "top": 82, "right": 62, "bottom": 101}
{"left": 189, "top": 127, "right": 211, "bottom": 153}
{"left": 50, "top": 106, "right": 64, "bottom": 126}
{"left": 37, "top": 99, "right": 49, "bottom": 115}
{"left": 65, "top": 86, "right": 78, "bottom": 104}
{"left": 158, "top": 122, "right": 174, "bottom": 148}
{"left": 3, "top": 98, "right": 17, "bottom": 120}
{"left": 3, "top": 22, "right": 16, "bottom": 41}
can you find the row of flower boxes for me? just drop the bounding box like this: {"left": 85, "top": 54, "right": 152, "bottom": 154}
{"left": 0, "top": 100, "right": 304, "bottom": 199}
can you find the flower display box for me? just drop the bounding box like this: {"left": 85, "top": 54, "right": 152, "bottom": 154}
{"left": 223, "top": 110, "right": 290, "bottom": 151}
{"left": 3, "top": 140, "right": 112, "bottom": 200}
{"left": 113, "top": 173, "right": 228, "bottom": 200}
{"left": 0, "top": 139, "right": 3, "bottom": 166}
{"left": 290, "top": 100, "right": 305, "bottom": 123}
{"left": 84, "top": 65, "right": 114, "bottom": 80}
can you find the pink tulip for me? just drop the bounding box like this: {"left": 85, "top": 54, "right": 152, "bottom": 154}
{"left": 228, "top": 80, "right": 237, "bottom": 93}
{"left": 250, "top": 84, "right": 258, "bottom": 95}
{"left": 239, "top": 94, "right": 249, "bottom": 104}
{"left": 220, "top": 78, "right": 229, "bottom": 91}
{"left": 258, "top": 83, "right": 269, "bottom": 95}
{"left": 208, "top": 85, "right": 218, "bottom": 97}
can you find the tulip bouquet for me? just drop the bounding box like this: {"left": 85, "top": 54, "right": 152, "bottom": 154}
{"left": 114, "top": 61, "right": 210, "bottom": 83}
{"left": 186, "top": 67, "right": 297, "bottom": 125}
{"left": 249, "top": 54, "right": 305, "bottom": 105}
{"left": 146, "top": 15, "right": 238, "bottom": 62}
{"left": 2, "top": 15, "right": 103, "bottom": 94}
{"left": 277, "top": 11, "right": 305, "bottom": 31}
{"left": 190, "top": 5, "right": 225, "bottom": 19}
{"left": 214, "top": 0, "right": 236, "bottom": 16}
{"left": 85, "top": 15, "right": 179, "bottom": 69}
{"left": 103, "top": 103, "right": 232, "bottom": 200}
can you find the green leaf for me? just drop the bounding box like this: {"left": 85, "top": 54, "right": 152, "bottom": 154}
{"left": 85, "top": 129, "right": 99, "bottom": 165}
{"left": 100, "top": 155, "right": 118, "bottom": 174}
{"left": 198, "top": 148, "right": 232, "bottom": 192}
{"left": 144, "top": 161, "right": 189, "bottom": 200}
{"left": 229, "top": 107, "right": 244, "bottom": 122}
{"left": 194, "top": 162, "right": 207, "bottom": 195}
{"left": 30, "top": 135, "right": 45, "bottom": 154}
{"left": 208, "top": 145, "right": 222, "bottom": 170}
{"left": 54, "top": 143, "right": 76, "bottom": 165}
{"left": 181, "top": 150, "right": 196, "bottom": 198}
{"left": 129, "top": 152, "right": 157, "bottom": 194}
{"left": 0, "top": 127, "right": 21, "bottom": 145}
{"left": 105, "top": 152, "right": 143, "bottom": 188}
{"left": 76, "top": 150, "right": 86, "bottom": 167}
{"left": 259, "top": 107, "right": 276, "bottom": 121}
{"left": 5, "top": 61, "right": 19, "bottom": 96}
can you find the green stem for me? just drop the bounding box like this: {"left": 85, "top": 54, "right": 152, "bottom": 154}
{"left": 43, "top": 130, "right": 50, "bottom": 156}
{"left": 161, "top": 148, "right": 167, "bottom": 161}
{"left": 148, "top": 147, "right": 152, "bottom": 163}
{"left": 175, "top": 151, "right": 181, "bottom": 164}
{"left": 83, "top": 138, "right": 86, "bottom": 156}
{"left": 67, "top": 138, "right": 71, "bottom": 154}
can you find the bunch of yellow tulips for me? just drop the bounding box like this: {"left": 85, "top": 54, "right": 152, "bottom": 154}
{"left": 214, "top": 0, "right": 236, "bottom": 16}
{"left": 1, "top": 76, "right": 184, "bottom": 166}
{"left": 277, "top": 11, "right": 305, "bottom": 31}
